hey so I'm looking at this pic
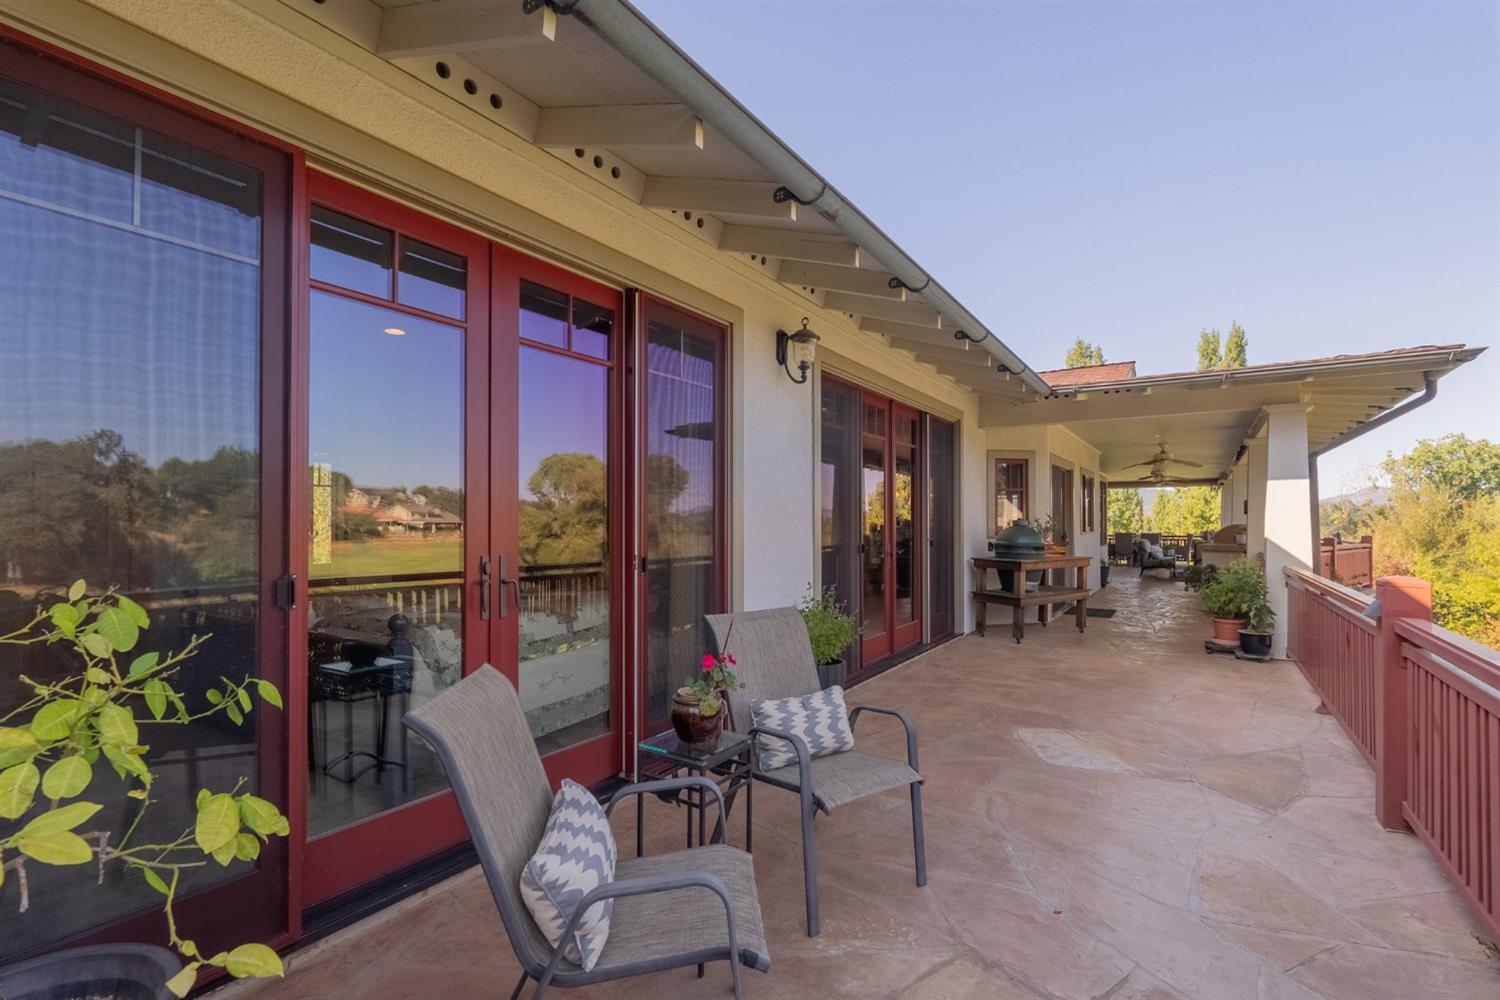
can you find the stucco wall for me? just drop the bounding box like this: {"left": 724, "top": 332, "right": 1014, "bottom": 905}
{"left": 983, "top": 425, "right": 1104, "bottom": 589}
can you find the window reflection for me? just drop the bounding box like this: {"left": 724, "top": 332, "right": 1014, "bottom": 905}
{"left": 519, "top": 280, "right": 567, "bottom": 348}
{"left": 398, "top": 237, "right": 466, "bottom": 319}
{"left": 311, "top": 206, "right": 392, "bottom": 298}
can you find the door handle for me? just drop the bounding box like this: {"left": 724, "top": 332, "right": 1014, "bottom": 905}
{"left": 498, "top": 554, "right": 520, "bottom": 619}
{"left": 479, "top": 554, "right": 492, "bottom": 621}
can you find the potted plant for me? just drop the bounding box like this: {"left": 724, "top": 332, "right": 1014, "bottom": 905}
{"left": 0, "top": 582, "right": 288, "bottom": 999}
{"left": 1098, "top": 558, "right": 1110, "bottom": 588}
{"left": 1183, "top": 563, "right": 1218, "bottom": 593}
{"left": 1200, "top": 558, "right": 1263, "bottom": 643}
{"left": 672, "top": 624, "right": 743, "bottom": 745}
{"left": 797, "top": 587, "right": 857, "bottom": 689}
{"left": 1238, "top": 593, "right": 1276, "bottom": 658}
{"left": 1031, "top": 514, "right": 1067, "bottom": 554}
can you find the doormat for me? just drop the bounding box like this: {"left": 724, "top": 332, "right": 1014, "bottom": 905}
{"left": 1086, "top": 608, "right": 1118, "bottom": 619}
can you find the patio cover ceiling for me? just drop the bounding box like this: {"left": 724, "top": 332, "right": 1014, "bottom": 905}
{"left": 977, "top": 345, "right": 1487, "bottom": 484}
{"left": 306, "top": 0, "right": 1045, "bottom": 402}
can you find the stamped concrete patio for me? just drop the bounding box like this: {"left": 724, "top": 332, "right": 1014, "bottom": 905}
{"left": 225, "top": 572, "right": 1499, "bottom": 1000}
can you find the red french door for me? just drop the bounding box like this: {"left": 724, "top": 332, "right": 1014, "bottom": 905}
{"left": 858, "top": 394, "right": 923, "bottom": 669}
{"left": 300, "top": 173, "right": 491, "bottom": 903}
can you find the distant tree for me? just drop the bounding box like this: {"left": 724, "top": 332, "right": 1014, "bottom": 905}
{"left": 1383, "top": 434, "right": 1500, "bottom": 500}
{"left": 1196, "top": 329, "right": 1222, "bottom": 371}
{"left": 1319, "top": 497, "right": 1376, "bottom": 540}
{"left": 1064, "top": 338, "right": 1105, "bottom": 368}
{"left": 1147, "top": 486, "right": 1221, "bottom": 534}
{"left": 413, "top": 483, "right": 465, "bottom": 516}
{"left": 1222, "top": 322, "right": 1248, "bottom": 368}
{"left": 519, "top": 452, "right": 608, "bottom": 566}
{"left": 1107, "top": 488, "right": 1145, "bottom": 533}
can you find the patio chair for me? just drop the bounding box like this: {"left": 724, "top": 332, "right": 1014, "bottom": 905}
{"left": 704, "top": 608, "right": 925, "bottom": 938}
{"left": 1111, "top": 531, "right": 1137, "bottom": 565}
{"left": 404, "top": 665, "right": 770, "bottom": 1000}
{"left": 1134, "top": 537, "right": 1178, "bottom": 577}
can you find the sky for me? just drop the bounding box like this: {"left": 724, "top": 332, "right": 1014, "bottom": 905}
{"left": 635, "top": 0, "right": 1500, "bottom": 498}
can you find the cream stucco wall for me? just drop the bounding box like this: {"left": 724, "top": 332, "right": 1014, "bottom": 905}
{"left": 1, "top": 0, "right": 996, "bottom": 631}
{"left": 983, "top": 425, "right": 1104, "bottom": 590}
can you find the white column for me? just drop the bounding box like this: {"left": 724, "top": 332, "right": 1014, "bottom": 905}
{"left": 1219, "top": 470, "right": 1235, "bottom": 527}
{"left": 1263, "top": 404, "right": 1315, "bottom": 659}
{"left": 1246, "top": 436, "right": 1268, "bottom": 561}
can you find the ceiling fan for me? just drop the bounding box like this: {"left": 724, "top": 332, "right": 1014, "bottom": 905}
{"left": 1121, "top": 443, "right": 1202, "bottom": 483}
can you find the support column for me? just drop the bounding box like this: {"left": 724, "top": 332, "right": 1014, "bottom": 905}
{"left": 1219, "top": 471, "right": 1235, "bottom": 528}
{"left": 1246, "top": 436, "right": 1268, "bottom": 560}
{"left": 1263, "top": 405, "right": 1315, "bottom": 659}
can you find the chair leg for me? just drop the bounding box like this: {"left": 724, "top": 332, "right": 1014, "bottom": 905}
{"left": 800, "top": 800, "right": 821, "bottom": 937}
{"left": 508, "top": 971, "right": 529, "bottom": 1000}
{"left": 910, "top": 781, "right": 927, "bottom": 887}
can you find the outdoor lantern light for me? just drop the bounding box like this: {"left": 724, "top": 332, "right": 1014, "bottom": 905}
{"left": 776, "top": 317, "right": 820, "bottom": 384}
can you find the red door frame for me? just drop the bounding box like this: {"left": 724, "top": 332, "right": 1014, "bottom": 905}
{"left": 0, "top": 31, "right": 297, "bottom": 957}
{"left": 492, "top": 245, "right": 627, "bottom": 785}
{"left": 891, "top": 402, "right": 924, "bottom": 653}
{"left": 632, "top": 294, "right": 731, "bottom": 744}
{"left": 298, "top": 172, "right": 491, "bottom": 904}
{"left": 859, "top": 393, "right": 893, "bottom": 664}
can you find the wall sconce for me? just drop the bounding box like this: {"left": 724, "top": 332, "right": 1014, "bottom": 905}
{"left": 776, "top": 317, "right": 820, "bottom": 384}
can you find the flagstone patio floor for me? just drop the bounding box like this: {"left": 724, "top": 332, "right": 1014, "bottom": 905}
{"left": 221, "top": 571, "right": 1500, "bottom": 999}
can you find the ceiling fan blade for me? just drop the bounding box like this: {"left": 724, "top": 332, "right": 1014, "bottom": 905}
{"left": 1169, "top": 458, "right": 1204, "bottom": 468}
{"left": 1121, "top": 461, "right": 1156, "bottom": 470}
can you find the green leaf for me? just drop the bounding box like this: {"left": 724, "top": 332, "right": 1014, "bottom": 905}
{"left": 0, "top": 727, "right": 40, "bottom": 769}
{"left": 210, "top": 838, "right": 236, "bottom": 866}
{"left": 128, "top": 651, "right": 160, "bottom": 679}
{"left": 30, "top": 700, "right": 84, "bottom": 742}
{"left": 79, "top": 632, "right": 113, "bottom": 659}
{"left": 165, "top": 964, "right": 199, "bottom": 998}
{"left": 49, "top": 602, "right": 81, "bottom": 637}
{"left": 95, "top": 606, "right": 139, "bottom": 653}
{"left": 234, "top": 831, "right": 261, "bottom": 862}
{"left": 196, "top": 787, "right": 211, "bottom": 812}
{"left": 236, "top": 686, "right": 252, "bottom": 712}
{"left": 17, "top": 801, "right": 101, "bottom": 836}
{"left": 223, "top": 943, "right": 283, "bottom": 979}
{"left": 0, "top": 762, "right": 40, "bottom": 819}
{"left": 115, "top": 594, "right": 151, "bottom": 629}
{"left": 256, "top": 679, "right": 284, "bottom": 710}
{"left": 16, "top": 829, "right": 93, "bottom": 865}
{"left": 68, "top": 579, "right": 86, "bottom": 602}
{"left": 205, "top": 688, "right": 223, "bottom": 705}
{"left": 95, "top": 703, "right": 138, "bottom": 747}
{"left": 85, "top": 666, "right": 112, "bottom": 685}
{"left": 41, "top": 756, "right": 92, "bottom": 799}
{"left": 142, "top": 867, "right": 169, "bottom": 896}
{"left": 194, "top": 793, "right": 239, "bottom": 853}
{"left": 144, "top": 679, "right": 168, "bottom": 721}
{"left": 225, "top": 704, "right": 243, "bottom": 727}
{"left": 102, "top": 743, "right": 149, "bottom": 782}
{"left": 237, "top": 794, "right": 285, "bottom": 837}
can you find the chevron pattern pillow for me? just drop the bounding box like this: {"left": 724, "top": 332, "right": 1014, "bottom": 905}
{"left": 518, "top": 778, "right": 617, "bottom": 971}
{"left": 751, "top": 685, "right": 856, "bottom": 771}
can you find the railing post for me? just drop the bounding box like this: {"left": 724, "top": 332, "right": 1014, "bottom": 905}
{"left": 1373, "top": 575, "right": 1432, "bottom": 830}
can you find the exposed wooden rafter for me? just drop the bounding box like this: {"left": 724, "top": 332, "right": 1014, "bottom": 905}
{"left": 376, "top": 0, "right": 557, "bottom": 59}
{"left": 718, "top": 225, "right": 859, "bottom": 266}
{"left": 775, "top": 260, "right": 903, "bottom": 299}
{"left": 824, "top": 291, "right": 941, "bottom": 328}
{"left": 534, "top": 105, "right": 703, "bottom": 149}
{"left": 641, "top": 178, "right": 795, "bottom": 220}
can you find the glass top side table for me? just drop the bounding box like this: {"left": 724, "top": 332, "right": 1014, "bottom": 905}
{"left": 635, "top": 728, "right": 754, "bottom": 857}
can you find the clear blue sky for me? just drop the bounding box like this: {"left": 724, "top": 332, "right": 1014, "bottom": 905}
{"left": 637, "top": 0, "right": 1500, "bottom": 497}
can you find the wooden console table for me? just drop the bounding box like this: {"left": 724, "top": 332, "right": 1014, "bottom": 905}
{"left": 971, "top": 554, "right": 1092, "bottom": 644}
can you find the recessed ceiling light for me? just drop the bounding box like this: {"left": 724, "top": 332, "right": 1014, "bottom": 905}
{"left": 384, "top": 327, "right": 406, "bottom": 336}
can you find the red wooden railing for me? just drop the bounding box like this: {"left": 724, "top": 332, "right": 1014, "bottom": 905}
{"left": 1319, "top": 535, "right": 1374, "bottom": 588}
{"left": 1397, "top": 619, "right": 1500, "bottom": 942}
{"left": 1285, "top": 566, "right": 1500, "bottom": 944}
{"left": 1285, "top": 567, "right": 1380, "bottom": 763}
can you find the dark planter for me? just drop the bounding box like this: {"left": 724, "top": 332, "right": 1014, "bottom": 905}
{"left": 816, "top": 659, "right": 847, "bottom": 690}
{"left": 1239, "top": 630, "right": 1273, "bottom": 657}
{"left": 670, "top": 688, "right": 725, "bottom": 745}
{"left": 1099, "top": 564, "right": 1111, "bottom": 588}
{"left": 0, "top": 944, "right": 180, "bottom": 1000}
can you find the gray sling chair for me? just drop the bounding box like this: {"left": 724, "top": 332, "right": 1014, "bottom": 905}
{"left": 403, "top": 665, "right": 770, "bottom": 1000}
{"left": 704, "top": 608, "right": 925, "bottom": 938}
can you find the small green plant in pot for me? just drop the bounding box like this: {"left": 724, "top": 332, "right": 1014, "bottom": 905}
{"left": 1201, "top": 558, "right": 1265, "bottom": 643}
{"left": 1239, "top": 594, "right": 1277, "bottom": 658}
{"left": 797, "top": 587, "right": 856, "bottom": 688}
{"left": 672, "top": 620, "right": 744, "bottom": 745}
{"left": 0, "top": 582, "right": 288, "bottom": 999}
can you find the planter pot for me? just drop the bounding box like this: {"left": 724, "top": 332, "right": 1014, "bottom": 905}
{"left": 1099, "top": 565, "right": 1110, "bottom": 588}
{"left": 1211, "top": 617, "right": 1248, "bottom": 643}
{"left": 816, "top": 659, "right": 848, "bottom": 691}
{"left": 1239, "top": 630, "right": 1273, "bottom": 657}
{"left": 671, "top": 688, "right": 725, "bottom": 745}
{"left": 0, "top": 944, "right": 180, "bottom": 1000}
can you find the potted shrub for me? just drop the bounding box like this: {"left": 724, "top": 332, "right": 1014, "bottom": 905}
{"left": 672, "top": 622, "right": 743, "bottom": 745}
{"left": 1098, "top": 558, "right": 1110, "bottom": 588}
{"left": 1201, "top": 558, "right": 1264, "bottom": 643}
{"left": 1183, "top": 563, "right": 1218, "bottom": 593}
{"left": 798, "top": 587, "right": 857, "bottom": 689}
{"left": 1239, "top": 594, "right": 1276, "bottom": 658}
{"left": 0, "top": 583, "right": 288, "bottom": 999}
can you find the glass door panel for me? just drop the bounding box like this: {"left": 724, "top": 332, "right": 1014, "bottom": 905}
{"left": 859, "top": 396, "right": 891, "bottom": 662}
{"left": 929, "top": 418, "right": 957, "bottom": 641}
{"left": 892, "top": 406, "right": 921, "bottom": 650}
{"left": 640, "top": 297, "right": 725, "bottom": 732}
{"left": 818, "top": 377, "right": 861, "bottom": 672}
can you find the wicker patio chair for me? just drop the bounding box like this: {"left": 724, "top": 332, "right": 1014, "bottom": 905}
{"left": 704, "top": 608, "right": 925, "bottom": 938}
{"left": 404, "top": 665, "right": 770, "bottom": 1000}
{"left": 1134, "top": 537, "right": 1178, "bottom": 577}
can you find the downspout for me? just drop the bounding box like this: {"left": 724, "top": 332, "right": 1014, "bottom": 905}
{"left": 1305, "top": 375, "right": 1439, "bottom": 563}
{"left": 542, "top": 0, "right": 1051, "bottom": 395}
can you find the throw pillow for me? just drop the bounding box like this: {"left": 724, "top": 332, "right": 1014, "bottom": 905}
{"left": 751, "top": 685, "right": 856, "bottom": 771}
{"left": 518, "top": 778, "right": 617, "bottom": 971}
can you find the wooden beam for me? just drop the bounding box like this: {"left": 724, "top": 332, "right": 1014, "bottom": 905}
{"left": 376, "top": 0, "right": 556, "bottom": 58}
{"left": 641, "top": 178, "right": 795, "bottom": 220}
{"left": 718, "top": 225, "right": 858, "bottom": 266}
{"left": 823, "top": 291, "right": 941, "bottom": 327}
{"left": 883, "top": 333, "right": 991, "bottom": 361}
{"left": 534, "top": 105, "right": 703, "bottom": 149}
{"left": 859, "top": 316, "right": 957, "bottom": 342}
{"left": 775, "top": 260, "right": 903, "bottom": 299}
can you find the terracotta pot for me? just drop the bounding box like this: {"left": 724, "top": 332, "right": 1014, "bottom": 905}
{"left": 1211, "top": 617, "right": 1248, "bottom": 642}
{"left": 671, "top": 688, "right": 725, "bottom": 745}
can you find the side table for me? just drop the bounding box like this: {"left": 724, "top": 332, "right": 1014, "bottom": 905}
{"left": 636, "top": 729, "right": 753, "bottom": 858}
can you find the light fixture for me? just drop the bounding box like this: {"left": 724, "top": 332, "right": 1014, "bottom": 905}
{"left": 775, "top": 317, "right": 820, "bottom": 384}
{"left": 384, "top": 327, "right": 406, "bottom": 336}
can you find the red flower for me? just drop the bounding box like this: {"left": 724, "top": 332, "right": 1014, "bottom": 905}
{"left": 725, "top": 654, "right": 736, "bottom": 665}
{"left": 700, "top": 653, "right": 716, "bottom": 672}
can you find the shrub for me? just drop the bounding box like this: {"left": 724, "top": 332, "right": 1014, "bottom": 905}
{"left": 797, "top": 586, "right": 857, "bottom": 665}
{"left": 1201, "top": 558, "right": 1265, "bottom": 620}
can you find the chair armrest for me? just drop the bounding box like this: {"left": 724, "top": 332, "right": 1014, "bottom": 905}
{"left": 606, "top": 776, "right": 727, "bottom": 833}
{"left": 848, "top": 705, "right": 920, "bottom": 770}
{"left": 533, "top": 870, "right": 740, "bottom": 992}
